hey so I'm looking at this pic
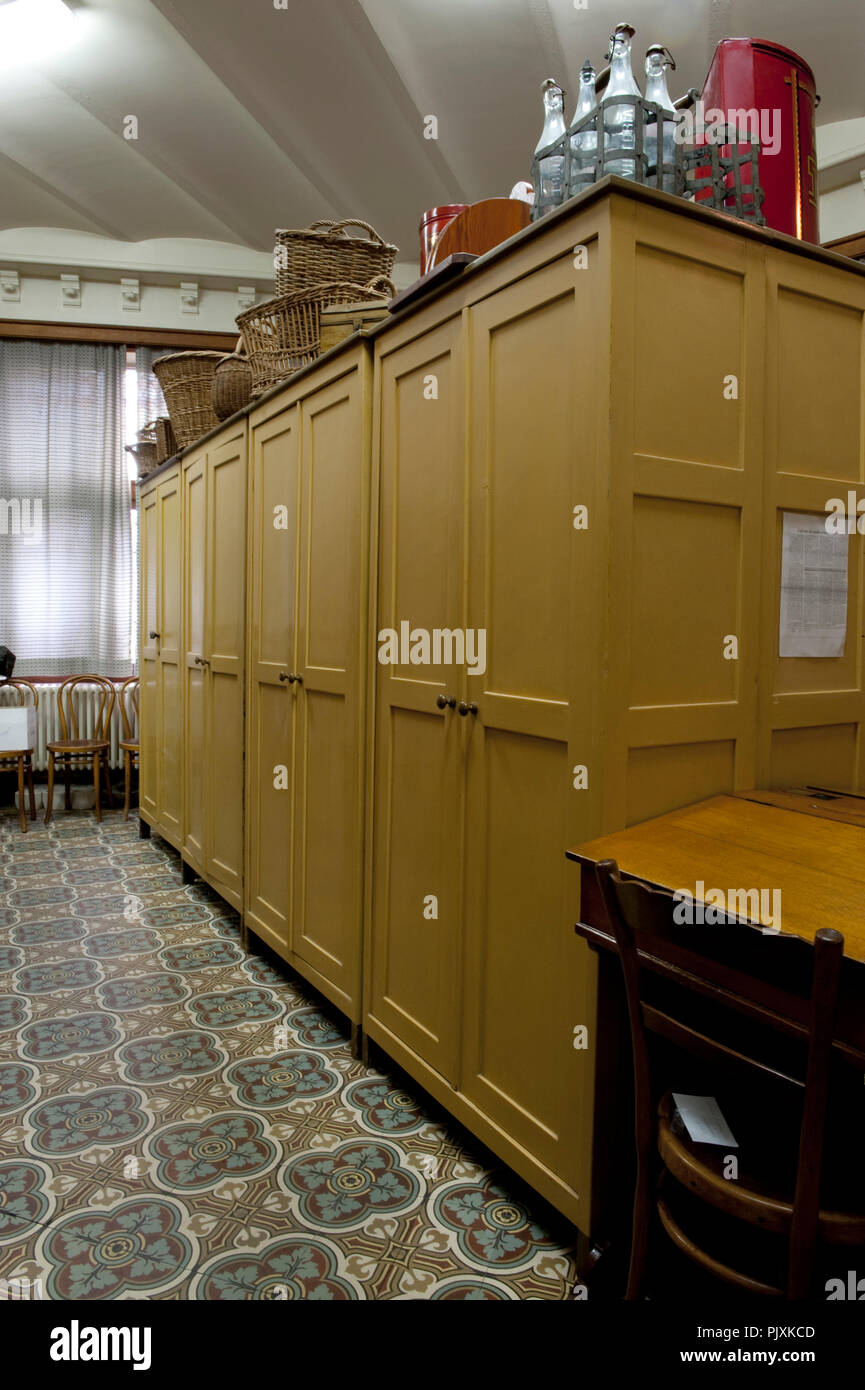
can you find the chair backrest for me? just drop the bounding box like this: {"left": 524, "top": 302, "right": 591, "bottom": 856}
{"left": 593, "top": 857, "right": 844, "bottom": 1300}
{"left": 117, "top": 676, "right": 139, "bottom": 741}
{"left": 55, "top": 675, "right": 116, "bottom": 742}
{"left": 0, "top": 678, "right": 39, "bottom": 710}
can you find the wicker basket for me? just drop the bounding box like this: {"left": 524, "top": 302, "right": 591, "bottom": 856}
{"left": 212, "top": 346, "right": 253, "bottom": 421}
{"left": 274, "top": 219, "right": 397, "bottom": 297}
{"left": 125, "top": 421, "right": 159, "bottom": 477}
{"left": 238, "top": 277, "right": 394, "bottom": 397}
{"left": 125, "top": 442, "right": 158, "bottom": 477}
{"left": 155, "top": 416, "right": 177, "bottom": 463}
{"left": 152, "top": 351, "right": 224, "bottom": 447}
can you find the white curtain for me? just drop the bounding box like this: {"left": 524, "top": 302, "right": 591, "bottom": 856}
{"left": 134, "top": 346, "right": 175, "bottom": 430}
{"left": 0, "top": 339, "right": 132, "bottom": 677}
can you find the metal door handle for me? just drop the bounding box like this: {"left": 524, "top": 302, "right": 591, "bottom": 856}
{"left": 288, "top": 672, "right": 302, "bottom": 685}
{"left": 279, "top": 671, "right": 291, "bottom": 682}
{"left": 457, "top": 701, "right": 478, "bottom": 717}
{"left": 194, "top": 656, "right": 210, "bottom": 666}
{"left": 149, "top": 631, "right": 160, "bottom": 640}
{"left": 436, "top": 694, "right": 457, "bottom": 709}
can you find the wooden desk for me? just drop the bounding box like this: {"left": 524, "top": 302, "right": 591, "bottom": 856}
{"left": 569, "top": 791, "right": 865, "bottom": 963}
{"left": 567, "top": 790, "right": 865, "bottom": 1245}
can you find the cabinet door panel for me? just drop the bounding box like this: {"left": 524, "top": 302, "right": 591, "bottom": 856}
{"left": 369, "top": 321, "right": 465, "bottom": 1081}
{"left": 246, "top": 408, "right": 299, "bottom": 951}
{"left": 138, "top": 485, "right": 159, "bottom": 822}
{"left": 157, "top": 473, "right": 182, "bottom": 843}
{"left": 182, "top": 454, "right": 206, "bottom": 870}
{"left": 461, "top": 275, "right": 598, "bottom": 1204}
{"left": 206, "top": 432, "right": 246, "bottom": 908}
{"left": 292, "top": 373, "right": 365, "bottom": 1005}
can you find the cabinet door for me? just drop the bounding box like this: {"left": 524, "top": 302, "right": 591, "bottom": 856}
{"left": 205, "top": 430, "right": 247, "bottom": 909}
{"left": 139, "top": 485, "right": 159, "bottom": 823}
{"left": 182, "top": 452, "right": 207, "bottom": 872}
{"left": 291, "top": 365, "right": 367, "bottom": 1013}
{"left": 460, "top": 271, "right": 597, "bottom": 1203}
{"left": 246, "top": 407, "right": 299, "bottom": 952}
{"left": 156, "top": 471, "right": 183, "bottom": 844}
{"left": 369, "top": 320, "right": 466, "bottom": 1082}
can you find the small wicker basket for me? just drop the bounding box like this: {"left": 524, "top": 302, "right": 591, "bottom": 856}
{"left": 273, "top": 219, "right": 397, "bottom": 297}
{"left": 212, "top": 345, "right": 253, "bottom": 421}
{"left": 152, "top": 351, "right": 224, "bottom": 447}
{"left": 155, "top": 416, "right": 177, "bottom": 463}
{"left": 125, "top": 421, "right": 159, "bottom": 477}
{"left": 238, "top": 277, "right": 394, "bottom": 398}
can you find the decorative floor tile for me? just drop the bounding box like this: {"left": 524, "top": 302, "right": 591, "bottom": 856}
{"left": 0, "top": 810, "right": 578, "bottom": 1299}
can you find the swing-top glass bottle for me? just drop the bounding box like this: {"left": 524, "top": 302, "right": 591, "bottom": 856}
{"left": 569, "top": 59, "right": 598, "bottom": 195}
{"left": 534, "top": 78, "right": 567, "bottom": 214}
{"left": 601, "top": 22, "right": 642, "bottom": 181}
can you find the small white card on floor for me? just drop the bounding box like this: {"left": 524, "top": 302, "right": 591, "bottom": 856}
{"left": 672, "top": 1093, "right": 738, "bottom": 1148}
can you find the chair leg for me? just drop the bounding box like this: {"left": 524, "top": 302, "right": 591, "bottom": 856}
{"left": 64, "top": 757, "right": 72, "bottom": 812}
{"left": 123, "top": 751, "right": 131, "bottom": 821}
{"left": 45, "top": 752, "right": 55, "bottom": 825}
{"left": 92, "top": 755, "right": 102, "bottom": 823}
{"left": 26, "top": 758, "right": 36, "bottom": 822}
{"left": 17, "top": 756, "right": 26, "bottom": 834}
{"left": 104, "top": 755, "right": 115, "bottom": 810}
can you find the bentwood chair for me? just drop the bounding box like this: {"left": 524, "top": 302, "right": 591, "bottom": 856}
{"left": 0, "top": 679, "right": 38, "bottom": 833}
{"left": 45, "top": 676, "right": 116, "bottom": 825}
{"left": 117, "top": 676, "right": 139, "bottom": 821}
{"left": 587, "top": 858, "right": 865, "bottom": 1301}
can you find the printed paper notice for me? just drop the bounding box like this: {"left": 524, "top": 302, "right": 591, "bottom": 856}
{"left": 779, "top": 512, "right": 848, "bottom": 658}
{"left": 672, "top": 1094, "right": 738, "bottom": 1148}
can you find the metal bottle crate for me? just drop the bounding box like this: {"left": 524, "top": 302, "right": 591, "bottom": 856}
{"left": 530, "top": 95, "right": 765, "bottom": 227}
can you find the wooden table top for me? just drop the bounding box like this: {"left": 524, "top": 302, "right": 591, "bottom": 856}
{"left": 567, "top": 790, "right": 865, "bottom": 964}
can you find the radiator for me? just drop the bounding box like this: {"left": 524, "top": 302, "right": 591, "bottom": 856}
{"left": 0, "top": 682, "right": 125, "bottom": 772}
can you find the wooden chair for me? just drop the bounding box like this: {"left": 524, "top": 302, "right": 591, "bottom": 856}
{"left": 0, "top": 679, "right": 38, "bottom": 833}
{"left": 588, "top": 857, "right": 865, "bottom": 1300}
{"left": 45, "top": 676, "right": 115, "bottom": 825}
{"left": 118, "top": 676, "right": 139, "bottom": 821}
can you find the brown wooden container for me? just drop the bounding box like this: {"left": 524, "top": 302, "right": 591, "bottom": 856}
{"left": 319, "top": 299, "right": 390, "bottom": 355}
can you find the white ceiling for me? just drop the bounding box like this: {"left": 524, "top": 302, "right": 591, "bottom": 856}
{"left": 0, "top": 0, "right": 864, "bottom": 262}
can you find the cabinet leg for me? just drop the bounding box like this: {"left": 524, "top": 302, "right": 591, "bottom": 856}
{"left": 240, "top": 921, "right": 250, "bottom": 954}
{"left": 181, "top": 859, "right": 197, "bottom": 886}
{"left": 350, "top": 1022, "right": 363, "bottom": 1061}
{"left": 138, "top": 817, "right": 151, "bottom": 840}
{"left": 360, "top": 1030, "right": 370, "bottom": 1066}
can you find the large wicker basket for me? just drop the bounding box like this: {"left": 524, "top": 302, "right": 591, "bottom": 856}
{"left": 238, "top": 277, "right": 394, "bottom": 398}
{"left": 152, "top": 351, "right": 224, "bottom": 447}
{"left": 273, "top": 219, "right": 397, "bottom": 297}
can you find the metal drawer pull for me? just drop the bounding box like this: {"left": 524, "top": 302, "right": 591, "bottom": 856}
{"left": 194, "top": 655, "right": 210, "bottom": 666}
{"left": 288, "top": 672, "right": 303, "bottom": 685}
{"left": 149, "top": 631, "right": 160, "bottom": 640}
{"left": 457, "top": 701, "right": 478, "bottom": 716}
{"left": 436, "top": 694, "right": 456, "bottom": 709}
{"left": 279, "top": 671, "right": 291, "bottom": 682}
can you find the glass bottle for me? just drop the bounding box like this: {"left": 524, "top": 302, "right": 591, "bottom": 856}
{"left": 569, "top": 59, "right": 598, "bottom": 195}
{"left": 534, "top": 78, "right": 567, "bottom": 214}
{"left": 601, "top": 22, "right": 642, "bottom": 181}
{"left": 644, "top": 45, "right": 677, "bottom": 192}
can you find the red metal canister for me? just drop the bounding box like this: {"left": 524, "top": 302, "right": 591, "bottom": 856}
{"left": 419, "top": 205, "right": 468, "bottom": 275}
{"left": 698, "top": 38, "right": 819, "bottom": 242}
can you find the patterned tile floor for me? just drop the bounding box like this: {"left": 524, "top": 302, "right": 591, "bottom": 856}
{"left": 0, "top": 809, "right": 579, "bottom": 1300}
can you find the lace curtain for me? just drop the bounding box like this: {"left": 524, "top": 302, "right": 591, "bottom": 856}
{"left": 0, "top": 339, "right": 132, "bottom": 676}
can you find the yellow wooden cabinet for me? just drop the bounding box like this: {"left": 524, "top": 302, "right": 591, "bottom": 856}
{"left": 181, "top": 424, "right": 247, "bottom": 910}
{"left": 138, "top": 464, "right": 183, "bottom": 849}
{"left": 364, "top": 181, "right": 865, "bottom": 1235}
{"left": 245, "top": 342, "right": 373, "bottom": 1023}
